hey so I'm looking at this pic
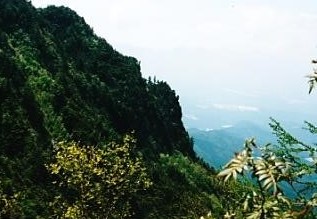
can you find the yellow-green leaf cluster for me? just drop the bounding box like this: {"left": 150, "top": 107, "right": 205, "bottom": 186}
{"left": 218, "top": 139, "right": 255, "bottom": 182}
{"left": 217, "top": 139, "right": 300, "bottom": 218}
{"left": 0, "top": 188, "right": 22, "bottom": 218}
{"left": 254, "top": 155, "right": 289, "bottom": 195}
{"left": 218, "top": 150, "right": 249, "bottom": 181}
{"left": 47, "top": 134, "right": 151, "bottom": 218}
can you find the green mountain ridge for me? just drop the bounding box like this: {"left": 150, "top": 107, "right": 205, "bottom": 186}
{"left": 0, "top": 0, "right": 196, "bottom": 157}
{"left": 0, "top": 0, "right": 235, "bottom": 218}
{"left": 3, "top": 1, "right": 316, "bottom": 218}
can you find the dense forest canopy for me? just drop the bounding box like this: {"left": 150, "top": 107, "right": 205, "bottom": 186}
{"left": 1, "top": 0, "right": 317, "bottom": 218}
{"left": 0, "top": 0, "right": 226, "bottom": 218}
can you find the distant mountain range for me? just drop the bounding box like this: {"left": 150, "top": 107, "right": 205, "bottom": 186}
{"left": 189, "top": 121, "right": 274, "bottom": 168}
{"left": 189, "top": 120, "right": 317, "bottom": 169}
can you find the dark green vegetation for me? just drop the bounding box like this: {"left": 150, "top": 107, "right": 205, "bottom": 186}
{"left": 2, "top": 1, "right": 317, "bottom": 218}
{"left": 0, "top": 0, "right": 239, "bottom": 218}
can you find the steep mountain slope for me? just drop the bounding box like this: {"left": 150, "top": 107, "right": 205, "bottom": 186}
{"left": 0, "top": 0, "right": 194, "bottom": 157}
{"left": 0, "top": 0, "right": 235, "bottom": 218}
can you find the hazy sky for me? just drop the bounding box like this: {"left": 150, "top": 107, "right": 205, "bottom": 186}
{"left": 31, "top": 0, "right": 317, "bottom": 128}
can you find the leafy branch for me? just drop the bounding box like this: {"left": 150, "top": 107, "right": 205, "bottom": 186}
{"left": 218, "top": 129, "right": 317, "bottom": 218}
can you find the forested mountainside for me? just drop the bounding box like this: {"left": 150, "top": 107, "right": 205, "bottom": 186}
{"left": 2, "top": 1, "right": 317, "bottom": 218}
{"left": 0, "top": 0, "right": 240, "bottom": 218}
{"left": 0, "top": 0, "right": 195, "bottom": 158}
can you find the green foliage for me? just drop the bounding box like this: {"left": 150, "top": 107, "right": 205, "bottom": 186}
{"left": 0, "top": 0, "right": 199, "bottom": 217}
{"left": 146, "top": 79, "right": 195, "bottom": 157}
{"left": 6, "top": 1, "right": 317, "bottom": 218}
{"left": 136, "top": 152, "right": 247, "bottom": 218}
{"left": 0, "top": 186, "right": 23, "bottom": 218}
{"left": 47, "top": 134, "right": 151, "bottom": 218}
{"left": 218, "top": 120, "right": 317, "bottom": 218}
